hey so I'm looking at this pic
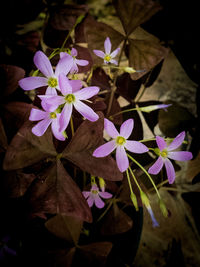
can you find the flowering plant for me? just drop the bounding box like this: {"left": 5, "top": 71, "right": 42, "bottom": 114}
{"left": 0, "top": 0, "right": 196, "bottom": 266}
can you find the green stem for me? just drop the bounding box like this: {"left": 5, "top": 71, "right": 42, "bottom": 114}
{"left": 126, "top": 169, "right": 134, "bottom": 195}
{"left": 128, "top": 167, "right": 142, "bottom": 191}
{"left": 106, "top": 39, "right": 127, "bottom": 116}
{"left": 70, "top": 117, "right": 74, "bottom": 137}
{"left": 127, "top": 153, "right": 161, "bottom": 199}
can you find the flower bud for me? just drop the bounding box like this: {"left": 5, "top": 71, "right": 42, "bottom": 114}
{"left": 98, "top": 177, "right": 106, "bottom": 192}
{"left": 130, "top": 192, "right": 138, "bottom": 211}
{"left": 159, "top": 199, "right": 168, "bottom": 217}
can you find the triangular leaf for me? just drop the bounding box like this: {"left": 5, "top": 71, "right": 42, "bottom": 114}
{"left": 3, "top": 120, "right": 57, "bottom": 170}
{"left": 62, "top": 112, "right": 123, "bottom": 181}
{"left": 45, "top": 214, "right": 83, "bottom": 245}
{"left": 113, "top": 0, "right": 162, "bottom": 36}
{"left": 128, "top": 38, "right": 168, "bottom": 80}
{"left": 101, "top": 203, "right": 133, "bottom": 235}
{"left": 28, "top": 160, "right": 92, "bottom": 222}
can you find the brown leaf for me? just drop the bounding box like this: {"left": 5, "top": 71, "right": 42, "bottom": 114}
{"left": 101, "top": 203, "right": 133, "bottom": 235}
{"left": 28, "top": 160, "right": 92, "bottom": 222}
{"left": 3, "top": 170, "right": 36, "bottom": 198}
{"left": 74, "top": 45, "right": 93, "bottom": 73}
{"left": 45, "top": 214, "right": 83, "bottom": 245}
{"left": 84, "top": 15, "right": 124, "bottom": 65}
{"left": 62, "top": 112, "right": 123, "bottom": 181}
{"left": 76, "top": 242, "right": 113, "bottom": 266}
{"left": 3, "top": 120, "right": 57, "bottom": 170}
{"left": 113, "top": 0, "right": 162, "bottom": 36}
{"left": 0, "top": 118, "right": 7, "bottom": 152}
{"left": 0, "top": 64, "right": 25, "bottom": 97}
{"left": 128, "top": 38, "right": 169, "bottom": 80}
{"left": 91, "top": 67, "right": 111, "bottom": 91}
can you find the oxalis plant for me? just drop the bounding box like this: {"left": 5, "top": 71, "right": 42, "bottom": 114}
{"left": 0, "top": 0, "right": 194, "bottom": 266}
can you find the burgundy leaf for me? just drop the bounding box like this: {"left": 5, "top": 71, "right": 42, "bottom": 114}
{"left": 28, "top": 160, "right": 92, "bottom": 222}
{"left": 0, "top": 64, "right": 25, "bottom": 97}
{"left": 74, "top": 45, "right": 93, "bottom": 73}
{"left": 3, "top": 120, "right": 57, "bottom": 170}
{"left": 62, "top": 112, "right": 123, "bottom": 181}
{"left": 0, "top": 118, "right": 7, "bottom": 152}
{"left": 101, "top": 203, "right": 133, "bottom": 235}
{"left": 91, "top": 67, "right": 111, "bottom": 91}
{"left": 45, "top": 214, "right": 83, "bottom": 245}
{"left": 113, "top": 0, "right": 162, "bottom": 36}
{"left": 128, "top": 38, "right": 169, "bottom": 80}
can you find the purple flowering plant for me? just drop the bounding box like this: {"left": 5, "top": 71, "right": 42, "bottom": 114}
{"left": 0, "top": 1, "right": 196, "bottom": 266}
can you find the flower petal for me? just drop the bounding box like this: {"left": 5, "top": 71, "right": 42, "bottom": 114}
{"left": 87, "top": 195, "right": 94, "bottom": 207}
{"left": 168, "top": 151, "right": 193, "bottom": 161}
{"left": 51, "top": 116, "right": 65, "bottom": 141}
{"left": 148, "top": 156, "right": 164, "bottom": 175}
{"left": 33, "top": 51, "right": 53, "bottom": 77}
{"left": 58, "top": 73, "right": 72, "bottom": 95}
{"left": 125, "top": 140, "right": 148, "bottom": 153}
{"left": 167, "top": 131, "right": 185, "bottom": 151}
{"left": 99, "top": 191, "right": 112, "bottom": 199}
{"left": 39, "top": 95, "right": 64, "bottom": 111}
{"left": 104, "top": 37, "right": 111, "bottom": 54}
{"left": 45, "top": 86, "right": 57, "bottom": 95}
{"left": 74, "top": 86, "right": 99, "bottom": 100}
{"left": 19, "top": 77, "right": 48, "bottom": 91}
{"left": 93, "top": 140, "right": 116, "bottom": 157}
{"left": 156, "top": 136, "right": 167, "bottom": 151}
{"left": 69, "top": 80, "right": 83, "bottom": 93}
{"left": 75, "top": 59, "right": 89, "bottom": 66}
{"left": 70, "top": 63, "right": 79, "bottom": 74}
{"left": 120, "top": 119, "right": 134, "bottom": 139}
{"left": 93, "top": 50, "right": 105, "bottom": 59}
{"left": 74, "top": 100, "right": 99, "bottom": 121}
{"left": 29, "top": 108, "right": 48, "bottom": 121}
{"left": 109, "top": 59, "right": 118, "bottom": 65}
{"left": 104, "top": 118, "right": 119, "bottom": 138}
{"left": 71, "top": 48, "right": 78, "bottom": 57}
{"left": 59, "top": 103, "right": 72, "bottom": 132}
{"left": 110, "top": 47, "right": 120, "bottom": 58}
{"left": 82, "top": 191, "right": 90, "bottom": 199}
{"left": 164, "top": 158, "right": 176, "bottom": 184}
{"left": 32, "top": 118, "right": 51, "bottom": 136}
{"left": 94, "top": 195, "right": 105, "bottom": 208}
{"left": 116, "top": 146, "right": 129, "bottom": 172}
{"left": 55, "top": 55, "right": 73, "bottom": 76}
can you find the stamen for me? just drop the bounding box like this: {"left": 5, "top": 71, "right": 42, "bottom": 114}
{"left": 116, "top": 136, "right": 126, "bottom": 146}
{"left": 65, "top": 94, "right": 75, "bottom": 103}
{"left": 50, "top": 112, "right": 57, "bottom": 119}
{"left": 104, "top": 54, "right": 111, "bottom": 62}
{"left": 48, "top": 77, "right": 58, "bottom": 88}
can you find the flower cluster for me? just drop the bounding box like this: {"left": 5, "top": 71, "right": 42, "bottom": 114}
{"left": 19, "top": 37, "right": 193, "bottom": 228}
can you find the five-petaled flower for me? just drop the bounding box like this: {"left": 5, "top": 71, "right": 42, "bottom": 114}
{"left": 29, "top": 102, "right": 65, "bottom": 141}
{"left": 93, "top": 37, "right": 120, "bottom": 65}
{"left": 39, "top": 73, "right": 100, "bottom": 132}
{"left": 148, "top": 131, "right": 193, "bottom": 184}
{"left": 60, "top": 48, "right": 89, "bottom": 73}
{"left": 93, "top": 118, "right": 149, "bottom": 172}
{"left": 82, "top": 184, "right": 112, "bottom": 209}
{"left": 19, "top": 50, "right": 73, "bottom": 95}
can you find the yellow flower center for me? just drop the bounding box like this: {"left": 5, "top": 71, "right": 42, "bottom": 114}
{"left": 47, "top": 77, "right": 58, "bottom": 88}
{"left": 104, "top": 54, "right": 111, "bottom": 62}
{"left": 116, "top": 136, "right": 126, "bottom": 146}
{"left": 91, "top": 190, "right": 98, "bottom": 195}
{"left": 65, "top": 94, "right": 75, "bottom": 103}
{"left": 50, "top": 112, "right": 57, "bottom": 119}
{"left": 161, "top": 149, "right": 168, "bottom": 158}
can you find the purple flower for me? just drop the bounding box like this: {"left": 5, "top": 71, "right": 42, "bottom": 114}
{"left": 39, "top": 73, "right": 100, "bottom": 132}
{"left": 148, "top": 131, "right": 193, "bottom": 184}
{"left": 82, "top": 184, "right": 112, "bottom": 209}
{"left": 19, "top": 50, "right": 73, "bottom": 95}
{"left": 139, "top": 104, "right": 172, "bottom": 113}
{"left": 29, "top": 102, "right": 65, "bottom": 141}
{"left": 60, "top": 48, "right": 89, "bottom": 73}
{"left": 93, "top": 37, "right": 120, "bottom": 65}
{"left": 93, "top": 118, "right": 149, "bottom": 172}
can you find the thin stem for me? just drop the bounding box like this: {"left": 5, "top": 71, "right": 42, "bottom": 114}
{"left": 109, "top": 107, "right": 138, "bottom": 119}
{"left": 106, "top": 39, "right": 127, "bottom": 116}
{"left": 70, "top": 117, "right": 74, "bottom": 137}
{"left": 128, "top": 167, "right": 142, "bottom": 191}
{"left": 127, "top": 153, "right": 161, "bottom": 199}
{"left": 126, "top": 169, "right": 134, "bottom": 195}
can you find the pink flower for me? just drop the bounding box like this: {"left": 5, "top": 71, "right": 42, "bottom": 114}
{"left": 29, "top": 102, "right": 65, "bottom": 141}
{"left": 60, "top": 48, "right": 89, "bottom": 73}
{"left": 93, "top": 118, "right": 149, "bottom": 172}
{"left": 148, "top": 131, "right": 193, "bottom": 184}
{"left": 19, "top": 50, "right": 73, "bottom": 95}
{"left": 39, "top": 73, "right": 100, "bottom": 132}
{"left": 93, "top": 37, "right": 120, "bottom": 65}
{"left": 82, "top": 184, "right": 112, "bottom": 209}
